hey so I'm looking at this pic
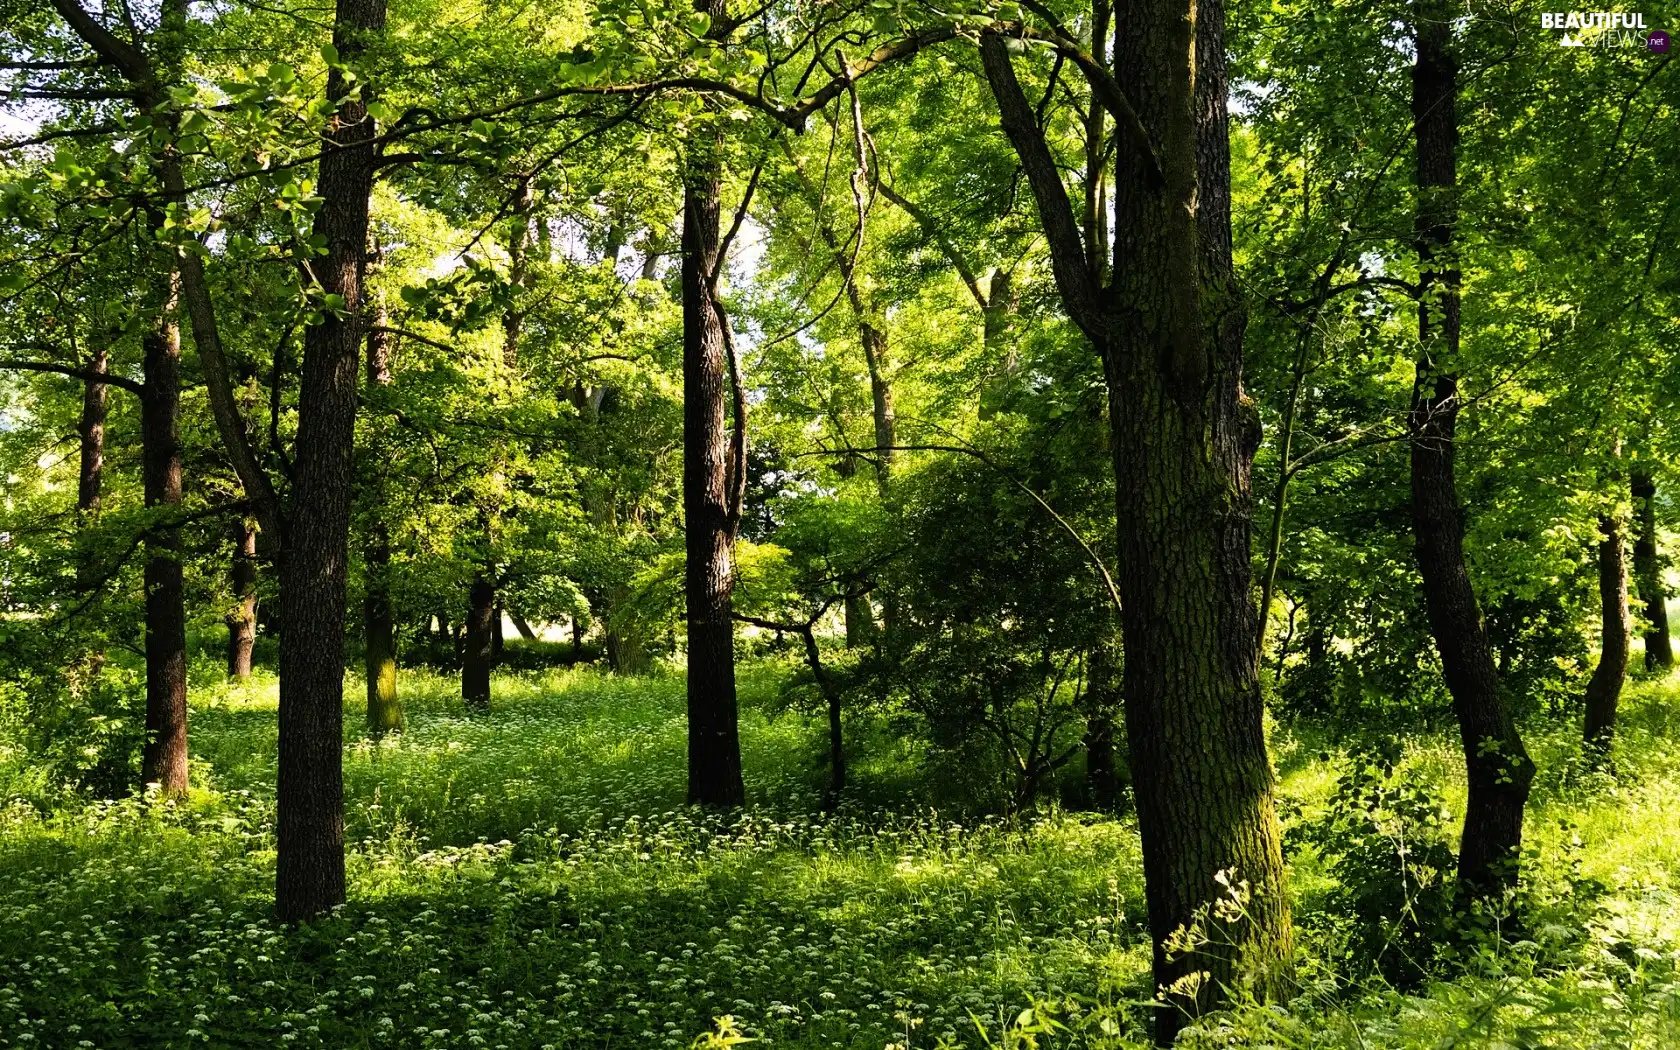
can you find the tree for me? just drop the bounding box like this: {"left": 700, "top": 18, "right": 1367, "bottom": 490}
{"left": 681, "top": 0, "right": 747, "bottom": 808}
{"left": 1406, "top": 0, "right": 1533, "bottom": 901}
{"left": 1584, "top": 511, "right": 1631, "bottom": 756}
{"left": 275, "top": 0, "right": 387, "bottom": 921}
{"left": 1632, "top": 466, "right": 1673, "bottom": 669}
{"left": 976, "top": 6, "right": 1292, "bottom": 1032}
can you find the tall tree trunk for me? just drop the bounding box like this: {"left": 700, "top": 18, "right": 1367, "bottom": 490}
{"left": 275, "top": 0, "right": 386, "bottom": 922}
{"left": 1631, "top": 466, "right": 1673, "bottom": 669}
{"left": 140, "top": 272, "right": 188, "bottom": 796}
{"left": 1408, "top": 1, "right": 1533, "bottom": 902}
{"left": 462, "top": 576, "right": 494, "bottom": 712}
{"left": 76, "top": 349, "right": 107, "bottom": 519}
{"left": 1584, "top": 513, "right": 1631, "bottom": 755}
{"left": 492, "top": 603, "right": 505, "bottom": 661}
{"left": 364, "top": 525, "right": 400, "bottom": 734}
{"left": 682, "top": 2, "right": 745, "bottom": 809}
{"left": 227, "top": 518, "right": 258, "bottom": 679}
{"left": 982, "top": 0, "right": 1291, "bottom": 1034}
{"left": 510, "top": 612, "right": 538, "bottom": 640}
{"left": 75, "top": 348, "right": 108, "bottom": 675}
{"left": 363, "top": 301, "right": 401, "bottom": 735}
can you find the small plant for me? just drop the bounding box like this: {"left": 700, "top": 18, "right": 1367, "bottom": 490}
{"left": 1293, "top": 742, "right": 1456, "bottom": 986}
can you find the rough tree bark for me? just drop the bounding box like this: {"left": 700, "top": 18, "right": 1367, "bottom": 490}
{"left": 462, "top": 576, "right": 494, "bottom": 712}
{"left": 1584, "top": 513, "right": 1631, "bottom": 755}
{"left": 49, "top": 0, "right": 194, "bottom": 799}
{"left": 1408, "top": 0, "right": 1533, "bottom": 901}
{"left": 682, "top": 0, "right": 746, "bottom": 808}
{"left": 981, "top": 2, "right": 1292, "bottom": 1035}
{"left": 227, "top": 519, "right": 258, "bottom": 679}
{"left": 140, "top": 272, "right": 188, "bottom": 796}
{"left": 364, "top": 300, "right": 401, "bottom": 735}
{"left": 76, "top": 349, "right": 107, "bottom": 521}
{"left": 276, "top": 0, "right": 386, "bottom": 921}
{"left": 138, "top": 277, "right": 189, "bottom": 797}
{"left": 1631, "top": 466, "right": 1673, "bottom": 669}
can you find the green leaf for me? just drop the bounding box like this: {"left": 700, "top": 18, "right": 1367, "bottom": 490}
{"left": 320, "top": 42, "right": 340, "bottom": 66}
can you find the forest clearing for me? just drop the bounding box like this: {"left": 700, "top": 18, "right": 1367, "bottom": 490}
{"left": 3, "top": 656, "right": 1680, "bottom": 1048}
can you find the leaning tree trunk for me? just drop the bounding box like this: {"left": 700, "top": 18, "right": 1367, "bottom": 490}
{"left": 682, "top": 3, "right": 745, "bottom": 809}
{"left": 363, "top": 309, "right": 401, "bottom": 735}
{"left": 462, "top": 576, "right": 494, "bottom": 712}
{"left": 1631, "top": 467, "right": 1673, "bottom": 669}
{"left": 227, "top": 518, "right": 258, "bottom": 679}
{"left": 982, "top": 3, "right": 1292, "bottom": 1035}
{"left": 276, "top": 0, "right": 385, "bottom": 922}
{"left": 1584, "top": 513, "right": 1631, "bottom": 756}
{"left": 140, "top": 272, "right": 188, "bottom": 796}
{"left": 1409, "top": 1, "right": 1533, "bottom": 902}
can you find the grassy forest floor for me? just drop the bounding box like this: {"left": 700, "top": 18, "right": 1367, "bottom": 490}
{"left": 2, "top": 654, "right": 1679, "bottom": 1048}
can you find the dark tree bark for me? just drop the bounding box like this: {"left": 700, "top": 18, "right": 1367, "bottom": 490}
{"left": 462, "top": 576, "right": 494, "bottom": 712}
{"left": 227, "top": 518, "right": 258, "bottom": 679}
{"left": 492, "top": 603, "right": 505, "bottom": 661}
{"left": 74, "top": 348, "right": 109, "bottom": 674}
{"left": 76, "top": 349, "right": 107, "bottom": 518}
{"left": 49, "top": 0, "right": 196, "bottom": 799}
{"left": 510, "top": 613, "right": 538, "bottom": 641}
{"left": 981, "top": 4, "right": 1291, "bottom": 1035}
{"left": 363, "top": 303, "right": 401, "bottom": 735}
{"left": 1632, "top": 467, "right": 1673, "bottom": 669}
{"left": 140, "top": 274, "right": 188, "bottom": 796}
{"left": 1584, "top": 514, "right": 1631, "bottom": 756}
{"left": 682, "top": 0, "right": 746, "bottom": 809}
{"left": 1408, "top": 0, "right": 1533, "bottom": 902}
{"left": 276, "top": 0, "right": 386, "bottom": 922}
{"left": 1084, "top": 634, "right": 1122, "bottom": 812}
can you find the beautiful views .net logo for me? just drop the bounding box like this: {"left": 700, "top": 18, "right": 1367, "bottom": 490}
{"left": 1539, "top": 11, "right": 1670, "bottom": 50}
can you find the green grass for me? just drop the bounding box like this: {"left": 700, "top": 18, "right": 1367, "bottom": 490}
{"left": 2, "top": 661, "right": 1679, "bottom": 1048}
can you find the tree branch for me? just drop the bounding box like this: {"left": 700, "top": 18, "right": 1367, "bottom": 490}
{"left": 0, "top": 357, "right": 144, "bottom": 395}
{"left": 978, "top": 31, "right": 1102, "bottom": 341}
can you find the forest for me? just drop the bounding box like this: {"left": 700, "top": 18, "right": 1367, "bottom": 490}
{"left": 1, "top": 0, "right": 1677, "bottom": 1045}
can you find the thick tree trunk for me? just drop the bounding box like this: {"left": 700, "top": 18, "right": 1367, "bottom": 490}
{"left": 1409, "top": 2, "right": 1533, "bottom": 902}
{"left": 275, "top": 0, "right": 385, "bottom": 922}
{"left": 1584, "top": 514, "right": 1631, "bottom": 755}
{"left": 140, "top": 274, "right": 188, "bottom": 796}
{"left": 682, "top": 9, "right": 745, "bottom": 808}
{"left": 492, "top": 603, "right": 505, "bottom": 661}
{"left": 984, "top": 1, "right": 1292, "bottom": 1032}
{"left": 227, "top": 519, "right": 258, "bottom": 679}
{"left": 462, "top": 576, "right": 494, "bottom": 712}
{"left": 510, "top": 613, "right": 538, "bottom": 640}
{"left": 1631, "top": 467, "right": 1672, "bottom": 669}
{"left": 1106, "top": 6, "right": 1292, "bottom": 1035}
